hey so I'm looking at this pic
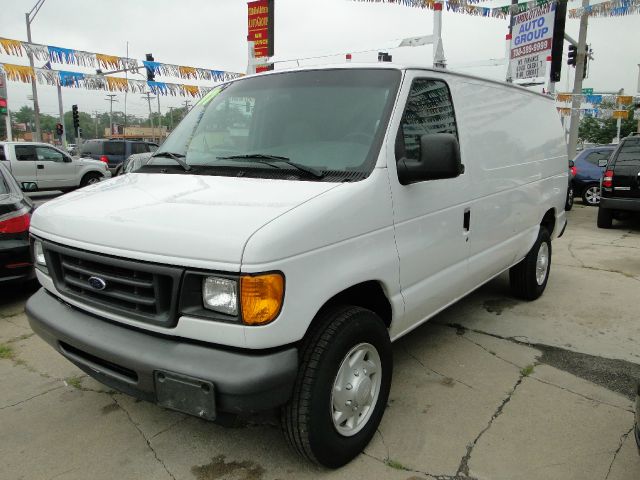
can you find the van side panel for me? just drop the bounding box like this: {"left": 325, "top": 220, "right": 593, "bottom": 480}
{"left": 451, "top": 78, "right": 567, "bottom": 287}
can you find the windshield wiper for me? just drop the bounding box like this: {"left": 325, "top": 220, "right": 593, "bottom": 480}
{"left": 216, "top": 154, "right": 324, "bottom": 178}
{"left": 150, "top": 152, "right": 192, "bottom": 171}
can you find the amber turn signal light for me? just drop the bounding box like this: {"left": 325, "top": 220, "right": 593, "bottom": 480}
{"left": 240, "top": 273, "right": 284, "bottom": 325}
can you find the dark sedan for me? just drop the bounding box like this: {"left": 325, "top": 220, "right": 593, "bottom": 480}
{"left": 0, "top": 162, "right": 34, "bottom": 285}
{"left": 572, "top": 146, "right": 616, "bottom": 206}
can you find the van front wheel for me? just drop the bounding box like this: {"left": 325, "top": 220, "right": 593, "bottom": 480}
{"left": 281, "top": 306, "right": 392, "bottom": 468}
{"left": 509, "top": 227, "right": 551, "bottom": 301}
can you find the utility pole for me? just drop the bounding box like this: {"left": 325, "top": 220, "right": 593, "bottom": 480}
{"left": 615, "top": 89, "right": 624, "bottom": 143}
{"left": 183, "top": 100, "right": 192, "bottom": 118}
{"left": 105, "top": 94, "right": 118, "bottom": 138}
{"left": 432, "top": 2, "right": 446, "bottom": 68}
{"left": 25, "top": 0, "right": 47, "bottom": 142}
{"left": 567, "top": 0, "right": 589, "bottom": 160}
{"left": 167, "top": 107, "right": 175, "bottom": 131}
{"left": 156, "top": 94, "right": 162, "bottom": 144}
{"left": 92, "top": 110, "right": 100, "bottom": 138}
{"left": 142, "top": 92, "right": 156, "bottom": 142}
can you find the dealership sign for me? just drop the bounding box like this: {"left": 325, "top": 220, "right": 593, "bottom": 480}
{"left": 509, "top": 2, "right": 556, "bottom": 81}
{"left": 248, "top": 0, "right": 273, "bottom": 73}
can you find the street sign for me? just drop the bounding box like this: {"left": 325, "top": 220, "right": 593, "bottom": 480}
{"left": 582, "top": 88, "right": 594, "bottom": 95}
{"left": 509, "top": 2, "right": 557, "bottom": 82}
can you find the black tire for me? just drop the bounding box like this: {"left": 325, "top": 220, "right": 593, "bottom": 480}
{"left": 509, "top": 227, "right": 551, "bottom": 301}
{"left": 114, "top": 164, "right": 123, "bottom": 176}
{"left": 597, "top": 207, "right": 613, "bottom": 229}
{"left": 582, "top": 183, "right": 601, "bottom": 206}
{"left": 565, "top": 184, "right": 574, "bottom": 211}
{"left": 281, "top": 306, "right": 392, "bottom": 468}
{"left": 80, "top": 172, "right": 101, "bottom": 187}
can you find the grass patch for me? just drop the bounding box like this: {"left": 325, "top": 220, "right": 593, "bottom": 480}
{"left": 65, "top": 376, "right": 83, "bottom": 389}
{"left": 521, "top": 364, "right": 535, "bottom": 377}
{"left": 0, "top": 344, "right": 14, "bottom": 360}
{"left": 385, "top": 459, "right": 405, "bottom": 470}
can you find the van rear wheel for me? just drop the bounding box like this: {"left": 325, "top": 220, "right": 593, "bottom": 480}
{"left": 281, "top": 306, "right": 392, "bottom": 468}
{"left": 510, "top": 227, "right": 551, "bottom": 301}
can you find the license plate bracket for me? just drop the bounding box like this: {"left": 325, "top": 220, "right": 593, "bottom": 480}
{"left": 154, "top": 371, "right": 216, "bottom": 420}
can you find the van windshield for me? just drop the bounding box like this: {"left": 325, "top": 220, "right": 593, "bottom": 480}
{"left": 154, "top": 69, "right": 401, "bottom": 181}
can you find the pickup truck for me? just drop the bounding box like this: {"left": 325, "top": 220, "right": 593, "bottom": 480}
{"left": 0, "top": 141, "right": 110, "bottom": 191}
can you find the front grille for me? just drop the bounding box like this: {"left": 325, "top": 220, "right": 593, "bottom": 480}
{"left": 43, "top": 241, "right": 183, "bottom": 327}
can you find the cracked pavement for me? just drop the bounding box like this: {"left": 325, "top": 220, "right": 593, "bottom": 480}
{"left": 1, "top": 204, "right": 639, "bottom": 479}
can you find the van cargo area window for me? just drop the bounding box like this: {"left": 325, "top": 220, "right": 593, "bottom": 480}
{"left": 151, "top": 69, "right": 401, "bottom": 182}
{"left": 396, "top": 79, "right": 458, "bottom": 164}
{"left": 614, "top": 139, "right": 640, "bottom": 164}
{"left": 585, "top": 151, "right": 611, "bottom": 166}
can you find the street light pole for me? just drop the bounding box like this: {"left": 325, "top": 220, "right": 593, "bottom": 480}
{"left": 25, "top": 0, "right": 47, "bottom": 143}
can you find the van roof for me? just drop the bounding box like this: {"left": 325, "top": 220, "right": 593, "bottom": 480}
{"left": 245, "top": 63, "right": 553, "bottom": 100}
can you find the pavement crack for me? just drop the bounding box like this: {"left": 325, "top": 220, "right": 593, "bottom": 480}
{"left": 403, "top": 346, "right": 474, "bottom": 390}
{"left": 361, "top": 452, "right": 474, "bottom": 480}
{"left": 111, "top": 395, "right": 177, "bottom": 480}
{"left": 604, "top": 426, "right": 634, "bottom": 480}
{"left": 567, "top": 240, "right": 586, "bottom": 267}
{"left": 150, "top": 416, "right": 189, "bottom": 439}
{"left": 458, "top": 335, "right": 524, "bottom": 370}
{"left": 456, "top": 372, "right": 526, "bottom": 477}
{"left": 0, "top": 385, "right": 63, "bottom": 410}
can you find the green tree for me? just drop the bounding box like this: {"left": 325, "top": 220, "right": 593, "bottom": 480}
{"left": 579, "top": 105, "right": 636, "bottom": 144}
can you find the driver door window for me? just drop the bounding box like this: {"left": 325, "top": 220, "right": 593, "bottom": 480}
{"left": 396, "top": 79, "right": 459, "bottom": 166}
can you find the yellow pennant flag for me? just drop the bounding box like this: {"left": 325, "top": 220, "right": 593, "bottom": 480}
{"left": 612, "top": 110, "right": 629, "bottom": 120}
{"left": 616, "top": 96, "right": 633, "bottom": 106}
{"left": 3, "top": 64, "right": 35, "bottom": 82}
{"left": 0, "top": 38, "right": 24, "bottom": 56}
{"left": 105, "top": 76, "right": 128, "bottom": 92}
{"left": 178, "top": 66, "right": 197, "bottom": 79}
{"left": 96, "top": 54, "right": 120, "bottom": 70}
{"left": 182, "top": 84, "right": 200, "bottom": 97}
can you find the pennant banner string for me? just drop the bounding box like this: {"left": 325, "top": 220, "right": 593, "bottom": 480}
{"left": 0, "top": 36, "right": 242, "bottom": 81}
{"left": 0, "top": 62, "right": 224, "bottom": 99}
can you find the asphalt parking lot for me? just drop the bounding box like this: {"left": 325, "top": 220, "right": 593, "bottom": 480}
{"left": 1, "top": 202, "right": 639, "bottom": 480}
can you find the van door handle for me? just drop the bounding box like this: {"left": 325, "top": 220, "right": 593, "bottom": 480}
{"left": 37, "top": 164, "right": 44, "bottom": 169}
{"left": 463, "top": 209, "right": 471, "bottom": 232}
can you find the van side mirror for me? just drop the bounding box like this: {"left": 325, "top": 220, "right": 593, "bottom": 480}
{"left": 21, "top": 182, "right": 38, "bottom": 192}
{"left": 64, "top": 156, "right": 72, "bottom": 163}
{"left": 598, "top": 158, "right": 608, "bottom": 167}
{"left": 397, "top": 133, "right": 463, "bottom": 185}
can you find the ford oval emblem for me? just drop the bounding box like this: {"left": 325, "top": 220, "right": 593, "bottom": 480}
{"left": 87, "top": 276, "right": 107, "bottom": 291}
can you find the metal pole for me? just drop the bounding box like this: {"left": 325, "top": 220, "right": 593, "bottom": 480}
{"left": 615, "top": 90, "right": 623, "bottom": 143}
{"left": 505, "top": 0, "right": 518, "bottom": 82}
{"left": 637, "top": 65, "right": 640, "bottom": 133}
{"left": 143, "top": 93, "right": 155, "bottom": 142}
{"left": 4, "top": 111, "right": 12, "bottom": 142}
{"left": 25, "top": 12, "right": 42, "bottom": 142}
{"left": 56, "top": 84, "right": 66, "bottom": 148}
{"left": 432, "top": 2, "right": 446, "bottom": 68}
{"left": 567, "top": 0, "right": 589, "bottom": 160}
{"left": 105, "top": 94, "right": 117, "bottom": 137}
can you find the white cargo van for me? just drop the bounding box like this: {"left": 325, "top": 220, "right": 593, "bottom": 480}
{"left": 26, "top": 65, "right": 567, "bottom": 467}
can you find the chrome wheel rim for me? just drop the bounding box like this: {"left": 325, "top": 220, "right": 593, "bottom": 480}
{"left": 330, "top": 343, "right": 382, "bottom": 437}
{"left": 536, "top": 242, "right": 549, "bottom": 286}
{"left": 585, "top": 186, "right": 600, "bottom": 205}
{"left": 87, "top": 177, "right": 100, "bottom": 185}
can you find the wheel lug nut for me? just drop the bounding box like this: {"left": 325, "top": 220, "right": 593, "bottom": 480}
{"left": 354, "top": 370, "right": 360, "bottom": 377}
{"left": 345, "top": 400, "right": 352, "bottom": 406}
{"left": 346, "top": 383, "right": 352, "bottom": 390}
{"left": 363, "top": 369, "right": 367, "bottom": 374}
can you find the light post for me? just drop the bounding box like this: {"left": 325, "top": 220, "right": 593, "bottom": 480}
{"left": 26, "top": 0, "right": 47, "bottom": 142}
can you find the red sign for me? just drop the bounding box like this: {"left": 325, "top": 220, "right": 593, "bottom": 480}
{"left": 248, "top": 0, "right": 269, "bottom": 63}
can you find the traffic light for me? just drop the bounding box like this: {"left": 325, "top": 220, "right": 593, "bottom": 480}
{"left": 145, "top": 53, "right": 155, "bottom": 81}
{"left": 567, "top": 45, "right": 577, "bottom": 67}
{"left": 0, "top": 98, "right": 7, "bottom": 115}
{"left": 55, "top": 123, "right": 63, "bottom": 136}
{"left": 72, "top": 104, "right": 79, "bottom": 129}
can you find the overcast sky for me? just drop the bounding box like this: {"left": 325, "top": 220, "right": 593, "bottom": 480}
{"left": 1, "top": 0, "right": 638, "bottom": 120}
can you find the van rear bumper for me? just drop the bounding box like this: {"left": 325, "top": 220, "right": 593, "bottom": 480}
{"left": 26, "top": 288, "right": 298, "bottom": 417}
{"left": 600, "top": 197, "right": 640, "bottom": 212}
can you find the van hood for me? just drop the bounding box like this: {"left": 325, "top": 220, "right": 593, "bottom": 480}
{"left": 31, "top": 173, "right": 340, "bottom": 270}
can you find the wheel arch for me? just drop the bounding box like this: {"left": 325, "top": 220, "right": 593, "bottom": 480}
{"left": 305, "top": 281, "right": 393, "bottom": 341}
{"left": 540, "top": 207, "right": 556, "bottom": 236}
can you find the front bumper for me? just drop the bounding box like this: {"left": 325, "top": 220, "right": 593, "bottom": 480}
{"left": 26, "top": 288, "right": 298, "bottom": 417}
{"left": 600, "top": 197, "right": 640, "bottom": 213}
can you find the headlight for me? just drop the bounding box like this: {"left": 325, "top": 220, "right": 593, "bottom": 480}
{"left": 34, "top": 240, "right": 46, "bottom": 267}
{"left": 202, "top": 277, "right": 238, "bottom": 316}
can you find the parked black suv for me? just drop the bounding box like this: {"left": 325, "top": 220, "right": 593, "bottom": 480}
{"left": 597, "top": 134, "right": 640, "bottom": 228}
{"left": 79, "top": 140, "right": 158, "bottom": 173}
